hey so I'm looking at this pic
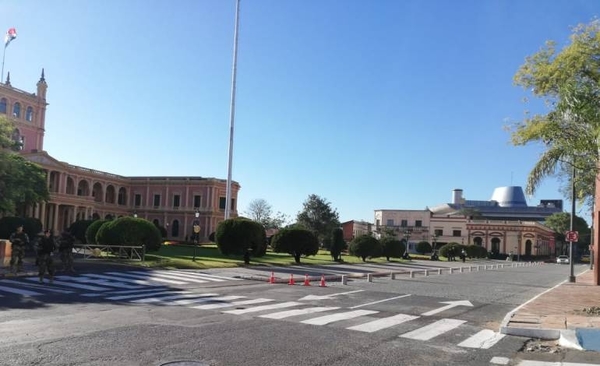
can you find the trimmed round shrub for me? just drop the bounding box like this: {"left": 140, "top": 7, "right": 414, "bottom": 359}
{"left": 96, "top": 217, "right": 162, "bottom": 252}
{"left": 349, "top": 235, "right": 381, "bottom": 262}
{"left": 271, "top": 227, "right": 319, "bottom": 264}
{"left": 215, "top": 218, "right": 267, "bottom": 257}
{"left": 416, "top": 241, "right": 432, "bottom": 255}
{"left": 85, "top": 219, "right": 110, "bottom": 244}
{"left": 380, "top": 236, "right": 404, "bottom": 261}
{"left": 67, "top": 219, "right": 95, "bottom": 243}
{"left": 466, "top": 245, "right": 488, "bottom": 258}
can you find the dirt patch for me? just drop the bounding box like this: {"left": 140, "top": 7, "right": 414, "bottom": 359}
{"left": 520, "top": 339, "right": 565, "bottom": 354}
{"left": 574, "top": 306, "right": 600, "bottom": 316}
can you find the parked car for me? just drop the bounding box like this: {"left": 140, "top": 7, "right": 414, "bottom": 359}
{"left": 556, "top": 255, "right": 569, "bottom": 264}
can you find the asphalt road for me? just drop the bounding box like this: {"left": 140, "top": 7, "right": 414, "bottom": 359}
{"left": 0, "top": 261, "right": 594, "bottom": 366}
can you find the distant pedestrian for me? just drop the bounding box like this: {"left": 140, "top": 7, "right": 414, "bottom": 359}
{"left": 37, "top": 230, "right": 56, "bottom": 283}
{"left": 58, "top": 231, "right": 75, "bottom": 273}
{"left": 9, "top": 224, "right": 29, "bottom": 273}
{"left": 461, "top": 249, "right": 466, "bottom": 263}
{"left": 448, "top": 247, "right": 454, "bottom": 261}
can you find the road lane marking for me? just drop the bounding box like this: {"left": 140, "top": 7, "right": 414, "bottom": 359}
{"left": 171, "top": 295, "right": 245, "bottom": 306}
{"left": 192, "top": 298, "right": 273, "bottom": 310}
{"left": 399, "top": 318, "right": 466, "bottom": 341}
{"left": 347, "top": 313, "right": 419, "bottom": 333}
{"left": 130, "top": 292, "right": 219, "bottom": 304}
{"left": 458, "top": 329, "right": 505, "bottom": 349}
{"left": 301, "top": 310, "right": 378, "bottom": 325}
{"left": 54, "top": 275, "right": 144, "bottom": 290}
{"left": 223, "top": 301, "right": 302, "bottom": 315}
{"left": 349, "top": 294, "right": 411, "bottom": 309}
{"left": 107, "top": 290, "right": 189, "bottom": 301}
{"left": 81, "top": 287, "right": 167, "bottom": 298}
{"left": 128, "top": 271, "right": 209, "bottom": 284}
{"left": 0, "top": 284, "right": 42, "bottom": 296}
{"left": 1, "top": 279, "right": 74, "bottom": 294}
{"left": 105, "top": 272, "right": 187, "bottom": 285}
{"left": 260, "top": 307, "right": 340, "bottom": 320}
{"left": 25, "top": 278, "right": 109, "bottom": 291}
{"left": 84, "top": 273, "right": 157, "bottom": 286}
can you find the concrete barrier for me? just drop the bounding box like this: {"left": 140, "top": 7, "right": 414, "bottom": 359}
{"left": 367, "top": 273, "right": 373, "bottom": 282}
{"left": 341, "top": 275, "right": 347, "bottom": 285}
{"left": 390, "top": 272, "right": 396, "bottom": 280}
{"left": 410, "top": 271, "right": 415, "bottom": 278}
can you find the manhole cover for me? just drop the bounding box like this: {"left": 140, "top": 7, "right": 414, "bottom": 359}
{"left": 160, "top": 361, "right": 210, "bottom": 366}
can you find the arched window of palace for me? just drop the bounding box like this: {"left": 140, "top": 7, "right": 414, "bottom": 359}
{"left": 105, "top": 185, "right": 116, "bottom": 204}
{"left": 13, "top": 102, "right": 21, "bottom": 118}
{"left": 26, "top": 107, "right": 33, "bottom": 122}
{"left": 66, "top": 177, "right": 76, "bottom": 195}
{"left": 0, "top": 98, "right": 7, "bottom": 113}
{"left": 491, "top": 238, "right": 500, "bottom": 254}
{"left": 118, "top": 187, "right": 127, "bottom": 205}
{"left": 474, "top": 237, "right": 483, "bottom": 246}
{"left": 92, "top": 182, "right": 103, "bottom": 202}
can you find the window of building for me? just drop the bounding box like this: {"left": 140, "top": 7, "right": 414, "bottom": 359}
{"left": 219, "top": 197, "right": 226, "bottom": 210}
{"left": 415, "top": 220, "right": 422, "bottom": 227}
{"left": 401, "top": 220, "right": 408, "bottom": 227}
{"left": 376, "top": 219, "right": 380, "bottom": 227}
{"left": 231, "top": 198, "right": 236, "bottom": 210}
{"left": 173, "top": 194, "right": 180, "bottom": 208}
{"left": 434, "top": 229, "right": 443, "bottom": 236}
{"left": 13, "top": 102, "right": 20, "bottom": 118}
{"left": 386, "top": 219, "right": 394, "bottom": 226}
{"left": 193, "top": 195, "right": 201, "bottom": 208}
{"left": 153, "top": 194, "right": 161, "bottom": 207}
{"left": 26, "top": 107, "right": 33, "bottom": 122}
{"left": 0, "top": 98, "right": 6, "bottom": 113}
{"left": 452, "top": 230, "right": 461, "bottom": 237}
{"left": 134, "top": 194, "right": 141, "bottom": 207}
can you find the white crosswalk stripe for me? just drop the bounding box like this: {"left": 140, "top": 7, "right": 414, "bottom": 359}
{"left": 107, "top": 290, "right": 190, "bottom": 301}
{"left": 347, "top": 313, "right": 419, "bottom": 333}
{"left": 81, "top": 287, "right": 167, "bottom": 298}
{"left": 260, "top": 306, "right": 340, "bottom": 320}
{"left": 24, "top": 277, "right": 109, "bottom": 291}
{"left": 301, "top": 310, "right": 379, "bottom": 326}
{"left": 192, "top": 298, "right": 273, "bottom": 310}
{"left": 458, "top": 329, "right": 505, "bottom": 349}
{"left": 0, "top": 284, "right": 42, "bottom": 296}
{"left": 400, "top": 318, "right": 466, "bottom": 341}
{"left": 130, "top": 292, "right": 219, "bottom": 304}
{"left": 167, "top": 270, "right": 241, "bottom": 282}
{"left": 223, "top": 301, "right": 302, "bottom": 315}
{"left": 104, "top": 272, "right": 188, "bottom": 285}
{"left": 55, "top": 275, "right": 145, "bottom": 290}
{"left": 1, "top": 279, "right": 74, "bottom": 294}
{"left": 169, "top": 295, "right": 245, "bottom": 306}
{"left": 127, "top": 271, "right": 210, "bottom": 284}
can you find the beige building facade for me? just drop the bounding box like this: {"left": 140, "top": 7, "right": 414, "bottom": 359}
{"left": 2, "top": 71, "right": 239, "bottom": 240}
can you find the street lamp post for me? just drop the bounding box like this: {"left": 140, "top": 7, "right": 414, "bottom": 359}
{"left": 193, "top": 210, "right": 200, "bottom": 261}
{"left": 403, "top": 229, "right": 412, "bottom": 259}
{"left": 431, "top": 234, "right": 438, "bottom": 261}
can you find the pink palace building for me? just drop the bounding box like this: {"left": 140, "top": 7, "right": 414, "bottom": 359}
{"left": 1, "top": 70, "right": 240, "bottom": 241}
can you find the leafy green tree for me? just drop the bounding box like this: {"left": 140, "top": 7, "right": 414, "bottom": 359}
{"left": 96, "top": 217, "right": 162, "bottom": 252}
{"left": 349, "top": 235, "right": 381, "bottom": 262}
{"left": 380, "top": 236, "right": 403, "bottom": 261}
{"left": 215, "top": 218, "right": 267, "bottom": 257}
{"left": 296, "top": 194, "right": 340, "bottom": 243}
{"left": 544, "top": 212, "right": 590, "bottom": 254}
{"left": 0, "top": 216, "right": 42, "bottom": 241}
{"left": 509, "top": 20, "right": 600, "bottom": 207}
{"left": 271, "top": 227, "right": 319, "bottom": 264}
{"left": 244, "top": 198, "right": 288, "bottom": 229}
{"left": 416, "top": 241, "right": 432, "bottom": 255}
{"left": 329, "top": 227, "right": 346, "bottom": 262}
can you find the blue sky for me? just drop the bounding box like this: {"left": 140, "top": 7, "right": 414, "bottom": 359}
{"left": 2, "top": 1, "right": 597, "bottom": 224}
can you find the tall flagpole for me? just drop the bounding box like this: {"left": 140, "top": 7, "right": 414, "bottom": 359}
{"left": 225, "top": 0, "right": 241, "bottom": 220}
{"left": 1, "top": 45, "right": 6, "bottom": 83}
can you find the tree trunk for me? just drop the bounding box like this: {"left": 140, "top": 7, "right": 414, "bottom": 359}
{"left": 361, "top": 256, "right": 366, "bottom": 262}
{"left": 386, "top": 256, "right": 390, "bottom": 261}
{"left": 294, "top": 253, "right": 301, "bottom": 264}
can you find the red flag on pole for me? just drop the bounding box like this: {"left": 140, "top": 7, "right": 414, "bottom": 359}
{"left": 4, "top": 28, "right": 17, "bottom": 47}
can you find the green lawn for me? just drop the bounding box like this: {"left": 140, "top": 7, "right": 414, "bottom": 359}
{"left": 129, "top": 244, "right": 432, "bottom": 269}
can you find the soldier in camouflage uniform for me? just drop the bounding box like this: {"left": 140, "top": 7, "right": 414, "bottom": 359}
{"left": 37, "top": 230, "right": 56, "bottom": 283}
{"left": 58, "top": 231, "right": 75, "bottom": 273}
{"left": 9, "top": 225, "right": 29, "bottom": 273}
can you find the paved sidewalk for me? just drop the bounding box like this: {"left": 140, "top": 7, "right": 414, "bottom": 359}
{"left": 501, "top": 269, "right": 600, "bottom": 351}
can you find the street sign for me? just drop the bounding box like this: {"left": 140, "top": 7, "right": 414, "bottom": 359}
{"left": 566, "top": 231, "right": 579, "bottom": 242}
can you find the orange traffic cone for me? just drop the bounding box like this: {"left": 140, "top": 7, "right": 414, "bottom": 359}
{"left": 268, "top": 271, "right": 275, "bottom": 284}
{"left": 303, "top": 274, "right": 311, "bottom": 286}
{"left": 288, "top": 274, "right": 295, "bottom": 285}
{"left": 319, "top": 274, "right": 326, "bottom": 287}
